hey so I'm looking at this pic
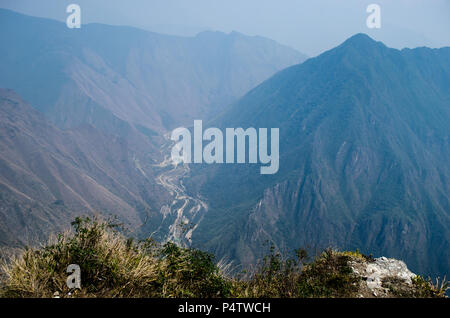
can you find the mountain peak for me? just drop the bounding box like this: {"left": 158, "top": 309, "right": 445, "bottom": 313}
{"left": 346, "top": 33, "right": 374, "bottom": 42}
{"left": 339, "top": 33, "right": 386, "bottom": 51}
{"left": 195, "top": 30, "right": 246, "bottom": 39}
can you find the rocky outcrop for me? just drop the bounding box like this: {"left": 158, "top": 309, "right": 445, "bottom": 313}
{"left": 350, "top": 256, "right": 426, "bottom": 297}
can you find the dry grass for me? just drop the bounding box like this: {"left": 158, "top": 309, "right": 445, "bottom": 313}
{"left": 0, "top": 218, "right": 160, "bottom": 297}
{"left": 0, "top": 217, "right": 447, "bottom": 298}
{"left": 0, "top": 217, "right": 230, "bottom": 298}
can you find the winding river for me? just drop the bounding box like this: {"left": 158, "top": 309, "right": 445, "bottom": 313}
{"left": 152, "top": 143, "right": 208, "bottom": 247}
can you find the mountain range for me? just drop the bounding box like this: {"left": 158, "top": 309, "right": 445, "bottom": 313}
{"left": 0, "top": 9, "right": 305, "bottom": 134}
{"left": 0, "top": 9, "right": 448, "bottom": 279}
{"left": 188, "top": 34, "right": 450, "bottom": 278}
{"left": 0, "top": 9, "right": 305, "bottom": 247}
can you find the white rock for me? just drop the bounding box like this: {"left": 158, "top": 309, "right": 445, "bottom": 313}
{"left": 351, "top": 256, "right": 417, "bottom": 294}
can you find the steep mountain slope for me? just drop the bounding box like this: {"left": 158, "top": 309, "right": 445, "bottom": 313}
{"left": 187, "top": 34, "right": 450, "bottom": 278}
{"left": 0, "top": 89, "right": 170, "bottom": 246}
{"left": 0, "top": 9, "right": 306, "bottom": 133}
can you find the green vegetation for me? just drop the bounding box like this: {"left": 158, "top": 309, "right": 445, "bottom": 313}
{"left": 0, "top": 218, "right": 447, "bottom": 298}
{"left": 0, "top": 217, "right": 230, "bottom": 298}
{"left": 232, "top": 247, "right": 362, "bottom": 298}
{"left": 382, "top": 275, "right": 448, "bottom": 298}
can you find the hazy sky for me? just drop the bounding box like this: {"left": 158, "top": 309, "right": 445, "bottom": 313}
{"left": 1, "top": 0, "right": 449, "bottom": 56}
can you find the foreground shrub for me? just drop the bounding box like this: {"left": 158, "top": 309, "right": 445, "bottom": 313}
{"left": 233, "top": 247, "right": 361, "bottom": 298}
{"left": 296, "top": 249, "right": 360, "bottom": 297}
{"left": 0, "top": 217, "right": 230, "bottom": 298}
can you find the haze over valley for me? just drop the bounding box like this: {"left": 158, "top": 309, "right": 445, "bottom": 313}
{"left": 0, "top": 6, "right": 448, "bottom": 282}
